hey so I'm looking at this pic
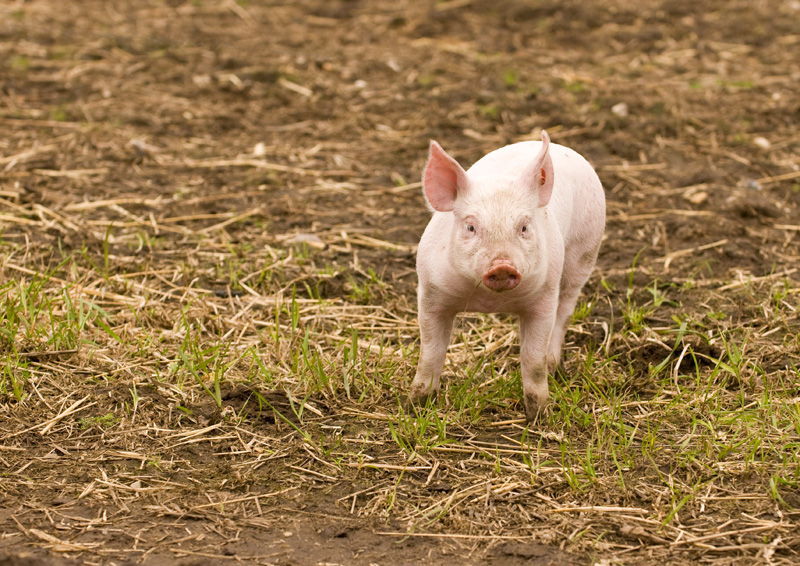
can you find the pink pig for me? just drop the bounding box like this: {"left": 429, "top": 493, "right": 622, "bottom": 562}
{"left": 411, "top": 131, "right": 605, "bottom": 422}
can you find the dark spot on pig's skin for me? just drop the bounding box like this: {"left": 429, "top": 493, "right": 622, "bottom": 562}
{"left": 547, "top": 357, "right": 564, "bottom": 374}
{"left": 580, "top": 249, "right": 597, "bottom": 266}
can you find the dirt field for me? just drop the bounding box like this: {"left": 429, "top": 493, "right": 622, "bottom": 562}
{"left": 2, "top": 1, "right": 800, "bottom": 565}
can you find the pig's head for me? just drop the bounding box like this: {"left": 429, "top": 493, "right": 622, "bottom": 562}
{"left": 422, "top": 131, "right": 555, "bottom": 293}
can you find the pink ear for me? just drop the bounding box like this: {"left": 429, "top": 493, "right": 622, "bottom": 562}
{"left": 422, "top": 141, "right": 468, "bottom": 212}
{"left": 520, "top": 130, "right": 555, "bottom": 207}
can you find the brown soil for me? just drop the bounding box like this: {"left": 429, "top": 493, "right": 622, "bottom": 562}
{"left": 1, "top": 1, "right": 800, "bottom": 565}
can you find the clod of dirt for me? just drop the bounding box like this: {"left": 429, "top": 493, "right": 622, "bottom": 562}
{"left": 779, "top": 487, "right": 800, "bottom": 509}
{"left": 621, "top": 342, "right": 669, "bottom": 387}
{"left": 675, "top": 338, "right": 721, "bottom": 372}
{"left": 427, "top": 480, "right": 454, "bottom": 492}
{"left": 321, "top": 525, "right": 353, "bottom": 539}
{"left": 727, "top": 196, "right": 783, "bottom": 220}
{"left": 218, "top": 385, "right": 308, "bottom": 426}
{"left": 0, "top": 554, "right": 74, "bottom": 566}
{"left": 618, "top": 524, "right": 670, "bottom": 545}
{"left": 493, "top": 542, "right": 584, "bottom": 565}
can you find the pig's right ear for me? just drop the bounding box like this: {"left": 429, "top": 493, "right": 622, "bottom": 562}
{"left": 520, "top": 130, "right": 555, "bottom": 208}
{"left": 422, "top": 141, "right": 468, "bottom": 212}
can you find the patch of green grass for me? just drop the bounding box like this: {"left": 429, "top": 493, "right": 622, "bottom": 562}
{"left": 347, "top": 267, "right": 386, "bottom": 304}
{"left": 10, "top": 55, "right": 29, "bottom": 71}
{"left": 79, "top": 412, "right": 119, "bottom": 430}
{"left": 563, "top": 80, "right": 588, "bottom": 93}
{"left": 175, "top": 305, "right": 250, "bottom": 409}
{"left": 389, "top": 399, "right": 452, "bottom": 457}
{"left": 146, "top": 456, "right": 165, "bottom": 470}
{"left": 621, "top": 270, "right": 673, "bottom": 334}
{"left": 732, "top": 132, "right": 750, "bottom": 145}
{"left": 1, "top": 357, "right": 28, "bottom": 402}
{"left": 720, "top": 79, "right": 755, "bottom": 90}
{"left": 572, "top": 299, "right": 594, "bottom": 322}
{"left": 0, "top": 266, "right": 99, "bottom": 400}
{"left": 48, "top": 46, "right": 72, "bottom": 60}
{"left": 49, "top": 104, "right": 70, "bottom": 122}
{"left": 416, "top": 74, "right": 436, "bottom": 87}
{"left": 478, "top": 104, "right": 501, "bottom": 120}
{"left": 446, "top": 354, "right": 511, "bottom": 423}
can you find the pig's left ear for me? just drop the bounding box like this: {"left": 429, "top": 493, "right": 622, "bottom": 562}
{"left": 521, "top": 130, "right": 555, "bottom": 207}
{"left": 422, "top": 141, "right": 469, "bottom": 212}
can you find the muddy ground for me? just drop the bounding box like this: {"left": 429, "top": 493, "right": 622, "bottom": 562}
{"left": 1, "top": 1, "right": 800, "bottom": 565}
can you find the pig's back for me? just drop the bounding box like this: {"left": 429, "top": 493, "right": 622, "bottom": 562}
{"left": 468, "top": 141, "right": 604, "bottom": 245}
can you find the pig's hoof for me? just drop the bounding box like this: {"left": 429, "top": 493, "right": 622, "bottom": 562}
{"left": 405, "top": 383, "right": 438, "bottom": 412}
{"left": 524, "top": 393, "right": 548, "bottom": 424}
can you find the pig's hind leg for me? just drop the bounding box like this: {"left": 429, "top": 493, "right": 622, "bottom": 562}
{"left": 548, "top": 245, "right": 599, "bottom": 371}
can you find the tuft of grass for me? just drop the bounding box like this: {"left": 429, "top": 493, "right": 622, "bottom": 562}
{"left": 502, "top": 69, "right": 518, "bottom": 88}
{"left": 176, "top": 305, "right": 249, "bottom": 409}
{"left": 0, "top": 265, "right": 98, "bottom": 400}
{"left": 79, "top": 412, "right": 119, "bottom": 430}
{"left": 563, "top": 79, "right": 588, "bottom": 93}
{"left": 10, "top": 55, "right": 29, "bottom": 70}
{"left": 389, "top": 399, "right": 452, "bottom": 457}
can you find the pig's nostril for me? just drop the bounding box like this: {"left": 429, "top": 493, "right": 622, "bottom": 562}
{"left": 483, "top": 264, "right": 522, "bottom": 292}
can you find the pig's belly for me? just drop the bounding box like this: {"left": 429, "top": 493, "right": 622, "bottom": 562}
{"left": 438, "top": 283, "right": 537, "bottom": 315}
{"left": 463, "top": 293, "right": 527, "bottom": 314}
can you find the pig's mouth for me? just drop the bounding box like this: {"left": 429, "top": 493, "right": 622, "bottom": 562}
{"left": 482, "top": 260, "right": 521, "bottom": 292}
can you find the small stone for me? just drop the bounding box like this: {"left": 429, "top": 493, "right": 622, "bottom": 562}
{"left": 192, "top": 74, "right": 212, "bottom": 88}
{"left": 742, "top": 179, "right": 762, "bottom": 191}
{"left": 682, "top": 186, "right": 708, "bottom": 205}
{"left": 287, "top": 233, "right": 324, "bottom": 247}
{"left": 753, "top": 136, "right": 771, "bottom": 150}
{"left": 611, "top": 102, "right": 629, "bottom": 117}
{"left": 686, "top": 191, "right": 708, "bottom": 205}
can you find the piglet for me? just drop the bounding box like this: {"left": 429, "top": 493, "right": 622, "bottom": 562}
{"left": 411, "top": 131, "right": 605, "bottom": 422}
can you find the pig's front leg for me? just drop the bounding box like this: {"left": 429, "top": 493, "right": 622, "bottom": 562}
{"left": 410, "top": 305, "right": 456, "bottom": 407}
{"left": 518, "top": 298, "right": 558, "bottom": 422}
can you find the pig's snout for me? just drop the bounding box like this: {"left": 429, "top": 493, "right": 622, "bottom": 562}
{"left": 482, "top": 260, "right": 521, "bottom": 292}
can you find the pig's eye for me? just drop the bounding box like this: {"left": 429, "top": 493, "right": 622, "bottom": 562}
{"left": 466, "top": 224, "right": 475, "bottom": 233}
{"left": 521, "top": 225, "right": 528, "bottom": 233}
